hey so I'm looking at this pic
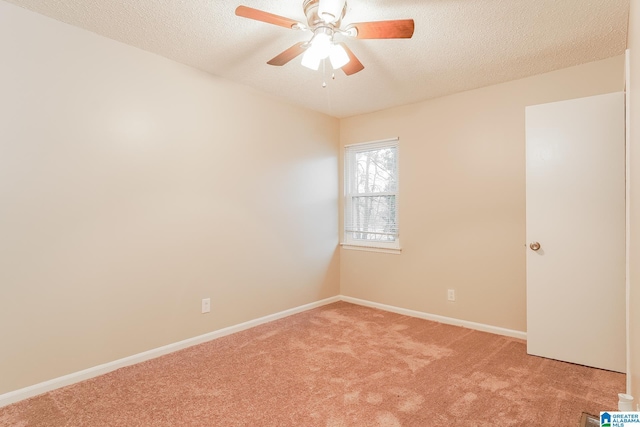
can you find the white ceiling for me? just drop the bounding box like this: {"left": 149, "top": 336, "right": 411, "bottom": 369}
{"left": 3, "top": 0, "right": 630, "bottom": 118}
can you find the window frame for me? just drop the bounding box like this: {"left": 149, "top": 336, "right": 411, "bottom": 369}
{"left": 342, "top": 138, "right": 401, "bottom": 254}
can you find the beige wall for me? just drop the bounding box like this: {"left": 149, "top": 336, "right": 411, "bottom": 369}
{"left": 340, "top": 55, "right": 625, "bottom": 332}
{"left": 628, "top": 0, "right": 640, "bottom": 405}
{"left": 0, "top": 2, "right": 340, "bottom": 394}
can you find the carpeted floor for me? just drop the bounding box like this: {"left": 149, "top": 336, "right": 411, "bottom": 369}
{"left": 0, "top": 302, "right": 625, "bottom": 426}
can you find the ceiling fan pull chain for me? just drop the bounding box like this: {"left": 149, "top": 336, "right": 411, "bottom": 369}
{"left": 322, "top": 59, "right": 327, "bottom": 88}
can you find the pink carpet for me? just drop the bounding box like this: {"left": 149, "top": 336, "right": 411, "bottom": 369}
{"left": 0, "top": 302, "right": 624, "bottom": 426}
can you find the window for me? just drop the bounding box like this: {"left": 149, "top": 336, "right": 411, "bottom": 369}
{"left": 343, "top": 138, "right": 400, "bottom": 253}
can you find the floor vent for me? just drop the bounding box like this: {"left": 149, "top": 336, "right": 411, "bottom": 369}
{"left": 580, "top": 412, "right": 599, "bottom": 427}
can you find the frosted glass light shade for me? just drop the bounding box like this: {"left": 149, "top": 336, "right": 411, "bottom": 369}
{"left": 311, "top": 33, "right": 332, "bottom": 59}
{"left": 329, "top": 44, "right": 350, "bottom": 69}
{"left": 301, "top": 49, "right": 322, "bottom": 70}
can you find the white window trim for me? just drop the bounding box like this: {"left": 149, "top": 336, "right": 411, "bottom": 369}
{"left": 342, "top": 137, "right": 401, "bottom": 254}
{"left": 340, "top": 243, "right": 402, "bottom": 255}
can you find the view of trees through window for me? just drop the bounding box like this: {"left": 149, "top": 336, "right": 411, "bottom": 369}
{"left": 347, "top": 145, "right": 398, "bottom": 242}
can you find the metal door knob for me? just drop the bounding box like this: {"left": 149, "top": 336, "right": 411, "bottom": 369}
{"left": 529, "top": 242, "right": 541, "bottom": 251}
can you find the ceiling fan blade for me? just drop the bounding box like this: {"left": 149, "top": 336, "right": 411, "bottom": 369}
{"left": 235, "top": 5, "right": 300, "bottom": 29}
{"left": 347, "top": 19, "right": 415, "bottom": 39}
{"left": 339, "top": 43, "right": 364, "bottom": 76}
{"left": 267, "top": 42, "right": 308, "bottom": 66}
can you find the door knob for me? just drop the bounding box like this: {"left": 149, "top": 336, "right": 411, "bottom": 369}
{"left": 529, "top": 242, "right": 541, "bottom": 251}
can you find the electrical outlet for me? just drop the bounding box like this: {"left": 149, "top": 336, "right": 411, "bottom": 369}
{"left": 201, "top": 298, "right": 211, "bottom": 314}
{"left": 447, "top": 289, "right": 455, "bottom": 302}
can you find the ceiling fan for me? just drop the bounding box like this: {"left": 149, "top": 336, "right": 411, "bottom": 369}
{"left": 235, "top": 0, "right": 415, "bottom": 76}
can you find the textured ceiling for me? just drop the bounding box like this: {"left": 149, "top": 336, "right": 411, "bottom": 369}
{"left": 3, "top": 0, "right": 630, "bottom": 118}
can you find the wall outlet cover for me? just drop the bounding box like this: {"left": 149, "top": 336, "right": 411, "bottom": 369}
{"left": 201, "top": 298, "right": 211, "bottom": 314}
{"left": 447, "top": 289, "right": 455, "bottom": 301}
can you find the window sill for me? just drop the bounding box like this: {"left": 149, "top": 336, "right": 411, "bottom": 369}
{"left": 340, "top": 243, "right": 402, "bottom": 255}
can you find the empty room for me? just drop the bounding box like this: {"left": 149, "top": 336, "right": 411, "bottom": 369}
{"left": 1, "top": 0, "right": 640, "bottom": 425}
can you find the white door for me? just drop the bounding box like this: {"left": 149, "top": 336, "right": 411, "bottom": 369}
{"left": 525, "top": 92, "right": 625, "bottom": 373}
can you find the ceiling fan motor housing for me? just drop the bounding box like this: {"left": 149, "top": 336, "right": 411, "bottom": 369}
{"left": 303, "top": 0, "right": 347, "bottom": 29}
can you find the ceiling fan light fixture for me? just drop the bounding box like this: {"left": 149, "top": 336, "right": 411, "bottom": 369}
{"left": 302, "top": 27, "right": 340, "bottom": 70}
{"left": 329, "top": 43, "right": 350, "bottom": 69}
{"left": 309, "top": 29, "right": 333, "bottom": 59}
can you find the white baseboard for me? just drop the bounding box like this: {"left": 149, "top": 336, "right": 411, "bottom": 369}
{"left": 340, "top": 296, "right": 527, "bottom": 340}
{"left": 0, "top": 296, "right": 340, "bottom": 408}
{"left": 1, "top": 294, "right": 525, "bottom": 408}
